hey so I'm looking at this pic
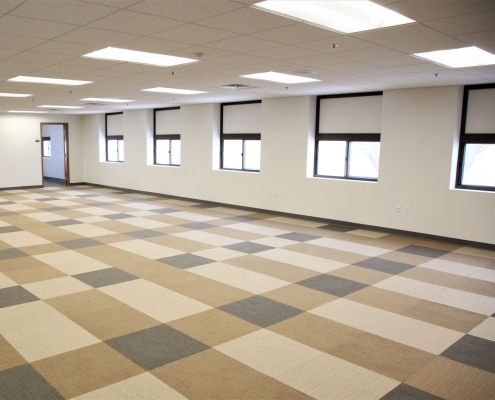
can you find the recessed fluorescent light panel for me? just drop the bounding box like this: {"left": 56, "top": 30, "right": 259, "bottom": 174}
{"left": 0, "top": 93, "right": 32, "bottom": 97}
{"left": 240, "top": 71, "right": 320, "bottom": 84}
{"left": 252, "top": 1, "right": 415, "bottom": 34}
{"left": 413, "top": 46, "right": 495, "bottom": 68}
{"left": 142, "top": 87, "right": 207, "bottom": 95}
{"left": 38, "top": 105, "right": 83, "bottom": 109}
{"left": 8, "top": 76, "right": 92, "bottom": 86}
{"left": 8, "top": 110, "right": 47, "bottom": 114}
{"left": 81, "top": 98, "right": 134, "bottom": 103}
{"left": 83, "top": 47, "right": 199, "bottom": 67}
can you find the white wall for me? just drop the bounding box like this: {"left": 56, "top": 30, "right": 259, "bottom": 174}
{"left": 42, "top": 124, "right": 65, "bottom": 180}
{"left": 81, "top": 86, "right": 495, "bottom": 245}
{"left": 0, "top": 114, "right": 84, "bottom": 188}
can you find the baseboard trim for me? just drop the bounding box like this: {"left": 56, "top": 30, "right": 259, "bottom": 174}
{"left": 0, "top": 185, "right": 43, "bottom": 190}
{"left": 72, "top": 182, "right": 495, "bottom": 251}
{"left": 43, "top": 177, "right": 66, "bottom": 183}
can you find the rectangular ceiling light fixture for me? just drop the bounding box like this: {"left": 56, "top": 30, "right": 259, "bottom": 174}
{"left": 413, "top": 46, "right": 495, "bottom": 68}
{"left": 83, "top": 47, "right": 199, "bottom": 67}
{"left": 8, "top": 110, "right": 47, "bottom": 113}
{"left": 8, "top": 76, "right": 92, "bottom": 86}
{"left": 81, "top": 98, "right": 134, "bottom": 103}
{"left": 240, "top": 71, "right": 320, "bottom": 84}
{"left": 252, "top": 1, "right": 414, "bottom": 34}
{"left": 38, "top": 105, "right": 83, "bottom": 109}
{"left": 0, "top": 93, "right": 32, "bottom": 97}
{"left": 142, "top": 87, "right": 207, "bottom": 95}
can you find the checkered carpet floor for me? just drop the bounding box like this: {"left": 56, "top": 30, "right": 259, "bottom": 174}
{"left": 1, "top": 184, "right": 494, "bottom": 399}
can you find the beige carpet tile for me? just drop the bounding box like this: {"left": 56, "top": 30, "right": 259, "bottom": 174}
{"left": 284, "top": 242, "right": 369, "bottom": 264}
{"left": 0, "top": 334, "right": 27, "bottom": 372}
{"left": 345, "top": 286, "right": 424, "bottom": 314}
{"left": 328, "top": 264, "right": 392, "bottom": 285}
{"left": 263, "top": 284, "right": 337, "bottom": 311}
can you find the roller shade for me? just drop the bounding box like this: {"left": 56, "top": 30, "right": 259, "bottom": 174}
{"left": 156, "top": 108, "right": 180, "bottom": 135}
{"left": 465, "top": 88, "right": 495, "bottom": 134}
{"left": 319, "top": 95, "right": 382, "bottom": 133}
{"left": 223, "top": 102, "right": 261, "bottom": 134}
{"left": 106, "top": 113, "right": 123, "bottom": 137}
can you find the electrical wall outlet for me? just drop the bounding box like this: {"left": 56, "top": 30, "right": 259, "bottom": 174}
{"left": 273, "top": 191, "right": 277, "bottom": 198}
{"left": 396, "top": 205, "right": 401, "bottom": 213}
{"left": 404, "top": 206, "right": 410, "bottom": 214}
{"left": 268, "top": 190, "right": 272, "bottom": 197}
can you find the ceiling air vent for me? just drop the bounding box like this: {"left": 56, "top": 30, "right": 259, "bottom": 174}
{"left": 219, "top": 84, "right": 256, "bottom": 90}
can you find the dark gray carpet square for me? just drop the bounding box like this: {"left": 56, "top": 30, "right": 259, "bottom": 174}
{"left": 157, "top": 253, "right": 214, "bottom": 269}
{"left": 380, "top": 383, "right": 443, "bottom": 400}
{"left": 124, "top": 229, "right": 165, "bottom": 239}
{"left": 354, "top": 258, "right": 415, "bottom": 275}
{"left": 223, "top": 242, "right": 273, "bottom": 254}
{"left": 397, "top": 245, "right": 449, "bottom": 258}
{"left": 106, "top": 324, "right": 209, "bottom": 370}
{"left": 0, "top": 364, "right": 63, "bottom": 400}
{"left": 180, "top": 222, "right": 216, "bottom": 230}
{"left": 57, "top": 238, "right": 102, "bottom": 249}
{"left": 0, "top": 248, "right": 28, "bottom": 260}
{"left": 441, "top": 334, "right": 495, "bottom": 374}
{"left": 193, "top": 204, "right": 216, "bottom": 209}
{"left": 104, "top": 213, "right": 134, "bottom": 220}
{"left": 0, "top": 226, "right": 21, "bottom": 234}
{"left": 297, "top": 275, "right": 368, "bottom": 297}
{"left": 48, "top": 219, "right": 83, "bottom": 227}
{"left": 0, "top": 211, "right": 16, "bottom": 217}
{"left": 73, "top": 268, "right": 138, "bottom": 288}
{"left": 37, "top": 198, "right": 59, "bottom": 202}
{"left": 86, "top": 202, "right": 112, "bottom": 207}
{"left": 148, "top": 208, "right": 177, "bottom": 214}
{"left": 0, "top": 286, "right": 39, "bottom": 308}
{"left": 276, "top": 232, "right": 321, "bottom": 242}
{"left": 318, "top": 224, "right": 353, "bottom": 232}
{"left": 226, "top": 215, "right": 259, "bottom": 222}
{"left": 219, "top": 296, "right": 303, "bottom": 328}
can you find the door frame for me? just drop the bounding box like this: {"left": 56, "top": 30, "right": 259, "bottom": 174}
{"left": 40, "top": 123, "right": 70, "bottom": 187}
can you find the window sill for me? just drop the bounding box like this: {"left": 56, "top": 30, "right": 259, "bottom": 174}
{"left": 312, "top": 175, "right": 377, "bottom": 183}
{"left": 453, "top": 185, "right": 495, "bottom": 193}
{"left": 104, "top": 161, "right": 124, "bottom": 164}
{"left": 153, "top": 164, "right": 180, "bottom": 168}
{"left": 219, "top": 168, "right": 260, "bottom": 173}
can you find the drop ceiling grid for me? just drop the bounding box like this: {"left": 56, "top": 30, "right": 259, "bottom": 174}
{"left": 0, "top": 0, "right": 491, "bottom": 113}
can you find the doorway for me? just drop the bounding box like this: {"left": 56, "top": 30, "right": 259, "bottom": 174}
{"left": 40, "top": 123, "right": 70, "bottom": 187}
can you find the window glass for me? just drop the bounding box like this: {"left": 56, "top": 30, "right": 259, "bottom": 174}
{"left": 223, "top": 140, "right": 243, "bottom": 169}
{"left": 348, "top": 142, "right": 380, "bottom": 179}
{"left": 107, "top": 140, "right": 118, "bottom": 162}
{"left": 43, "top": 140, "right": 51, "bottom": 158}
{"left": 156, "top": 139, "right": 170, "bottom": 165}
{"left": 170, "top": 139, "right": 181, "bottom": 165}
{"left": 461, "top": 144, "right": 495, "bottom": 187}
{"left": 244, "top": 140, "right": 261, "bottom": 170}
{"left": 317, "top": 141, "right": 346, "bottom": 177}
{"left": 118, "top": 140, "right": 124, "bottom": 162}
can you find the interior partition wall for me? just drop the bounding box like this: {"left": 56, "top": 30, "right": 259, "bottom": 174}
{"left": 315, "top": 92, "right": 383, "bottom": 181}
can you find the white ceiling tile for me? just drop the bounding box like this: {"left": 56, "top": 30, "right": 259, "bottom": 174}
{"left": 247, "top": 46, "right": 320, "bottom": 61}
{"left": 0, "top": 1, "right": 23, "bottom": 14}
{"left": 0, "top": 34, "right": 45, "bottom": 51}
{"left": 0, "top": 59, "right": 52, "bottom": 73}
{"left": 297, "top": 36, "right": 374, "bottom": 54}
{"left": 205, "top": 36, "right": 280, "bottom": 53}
{"left": 10, "top": 1, "right": 119, "bottom": 25}
{"left": 81, "top": 0, "right": 142, "bottom": 8}
{"left": 0, "top": 15, "right": 77, "bottom": 39}
{"left": 196, "top": 7, "right": 295, "bottom": 35}
{"left": 209, "top": 53, "right": 270, "bottom": 67}
{"left": 250, "top": 22, "right": 340, "bottom": 44}
{"left": 363, "top": 55, "right": 427, "bottom": 68}
{"left": 128, "top": 1, "right": 245, "bottom": 23}
{"left": 168, "top": 47, "right": 235, "bottom": 61}
{"left": 319, "top": 62, "right": 374, "bottom": 73}
{"left": 351, "top": 23, "right": 445, "bottom": 45}
{"left": 423, "top": 9, "right": 495, "bottom": 36}
{"left": 60, "top": 57, "right": 123, "bottom": 69}
{"left": 336, "top": 46, "right": 405, "bottom": 61}
{"left": 28, "top": 41, "right": 101, "bottom": 57}
{"left": 55, "top": 27, "right": 139, "bottom": 46}
{"left": 287, "top": 54, "right": 348, "bottom": 67}
{"left": 87, "top": 10, "right": 185, "bottom": 36}
{"left": 11, "top": 51, "right": 76, "bottom": 64}
{"left": 387, "top": 37, "right": 469, "bottom": 54}
{"left": 40, "top": 64, "right": 97, "bottom": 76}
{"left": 454, "top": 29, "right": 495, "bottom": 54}
{"left": 0, "top": 48, "right": 22, "bottom": 61}
{"left": 114, "top": 37, "right": 191, "bottom": 54}
{"left": 151, "top": 24, "right": 239, "bottom": 45}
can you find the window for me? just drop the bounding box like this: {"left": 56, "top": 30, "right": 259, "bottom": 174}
{"left": 456, "top": 83, "right": 495, "bottom": 191}
{"left": 42, "top": 137, "right": 51, "bottom": 158}
{"left": 315, "top": 92, "right": 382, "bottom": 181}
{"left": 154, "top": 107, "right": 181, "bottom": 166}
{"left": 221, "top": 101, "right": 261, "bottom": 172}
{"left": 106, "top": 112, "right": 124, "bottom": 162}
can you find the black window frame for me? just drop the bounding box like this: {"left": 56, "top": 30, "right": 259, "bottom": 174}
{"left": 154, "top": 107, "right": 181, "bottom": 167}
{"left": 456, "top": 83, "right": 495, "bottom": 192}
{"left": 42, "top": 136, "right": 51, "bottom": 158}
{"left": 314, "top": 91, "right": 383, "bottom": 182}
{"left": 220, "top": 100, "right": 261, "bottom": 172}
{"left": 105, "top": 112, "right": 124, "bottom": 163}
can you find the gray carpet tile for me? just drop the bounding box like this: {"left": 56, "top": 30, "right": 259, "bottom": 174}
{"left": 441, "top": 334, "right": 495, "bottom": 374}
{"left": 36, "top": 198, "right": 60, "bottom": 202}
{"left": 0, "top": 364, "right": 63, "bottom": 400}
{"left": 318, "top": 224, "right": 354, "bottom": 232}
{"left": 124, "top": 230, "right": 165, "bottom": 239}
{"left": 149, "top": 208, "right": 178, "bottom": 214}
{"left": 73, "top": 268, "right": 139, "bottom": 288}
{"left": 0, "top": 212, "right": 16, "bottom": 217}
{"left": 276, "top": 232, "right": 321, "bottom": 242}
{"left": 48, "top": 219, "right": 83, "bottom": 227}
{"left": 223, "top": 242, "right": 273, "bottom": 254}
{"left": 41, "top": 207, "right": 67, "bottom": 212}
{"left": 57, "top": 238, "right": 103, "bottom": 250}
{"left": 180, "top": 222, "right": 216, "bottom": 230}
{"left": 354, "top": 257, "right": 415, "bottom": 274}
{"left": 0, "top": 226, "right": 22, "bottom": 234}
{"left": 219, "top": 296, "right": 303, "bottom": 328}
{"left": 104, "top": 213, "right": 134, "bottom": 220}
{"left": 0, "top": 286, "right": 39, "bottom": 308}
{"left": 297, "top": 274, "right": 368, "bottom": 297}
{"left": 106, "top": 324, "right": 209, "bottom": 370}
{"left": 0, "top": 201, "right": 15, "bottom": 205}
{"left": 380, "top": 384, "right": 443, "bottom": 400}
{"left": 0, "top": 248, "right": 28, "bottom": 260}
{"left": 157, "top": 254, "right": 215, "bottom": 269}
{"left": 225, "top": 215, "right": 259, "bottom": 222}
{"left": 397, "top": 245, "right": 449, "bottom": 258}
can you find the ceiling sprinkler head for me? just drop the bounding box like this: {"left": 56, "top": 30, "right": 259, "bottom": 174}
{"left": 330, "top": 44, "right": 338, "bottom": 49}
{"left": 195, "top": 52, "right": 205, "bottom": 58}
{"left": 435, "top": 73, "right": 439, "bottom": 77}
{"left": 171, "top": 71, "right": 175, "bottom": 76}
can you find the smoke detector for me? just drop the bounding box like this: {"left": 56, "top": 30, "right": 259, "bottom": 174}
{"left": 219, "top": 83, "right": 256, "bottom": 90}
